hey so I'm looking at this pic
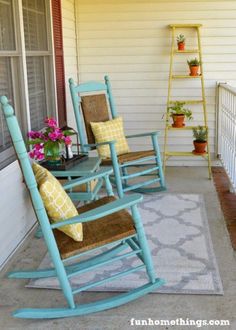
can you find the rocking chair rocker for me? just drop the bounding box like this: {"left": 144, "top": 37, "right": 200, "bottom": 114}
{"left": 69, "top": 76, "right": 166, "bottom": 198}
{"left": 1, "top": 96, "right": 165, "bottom": 319}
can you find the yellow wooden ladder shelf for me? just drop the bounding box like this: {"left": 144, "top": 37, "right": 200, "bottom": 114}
{"left": 163, "top": 24, "right": 212, "bottom": 179}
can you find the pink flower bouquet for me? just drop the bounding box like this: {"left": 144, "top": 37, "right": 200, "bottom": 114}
{"left": 28, "top": 118, "right": 73, "bottom": 161}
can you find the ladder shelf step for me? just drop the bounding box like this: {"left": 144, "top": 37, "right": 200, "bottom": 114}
{"left": 174, "top": 49, "right": 200, "bottom": 54}
{"left": 172, "top": 75, "right": 202, "bottom": 79}
{"left": 167, "top": 125, "right": 207, "bottom": 131}
{"left": 165, "top": 151, "right": 209, "bottom": 157}
{"left": 169, "top": 24, "right": 202, "bottom": 28}
{"left": 169, "top": 100, "right": 204, "bottom": 104}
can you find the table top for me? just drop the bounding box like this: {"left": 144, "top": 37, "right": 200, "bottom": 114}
{"left": 51, "top": 156, "right": 101, "bottom": 177}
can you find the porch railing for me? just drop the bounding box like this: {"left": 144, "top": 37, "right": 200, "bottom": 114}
{"left": 217, "top": 83, "right": 236, "bottom": 192}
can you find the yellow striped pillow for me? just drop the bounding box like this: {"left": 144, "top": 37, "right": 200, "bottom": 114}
{"left": 90, "top": 117, "right": 130, "bottom": 159}
{"left": 32, "top": 163, "right": 83, "bottom": 241}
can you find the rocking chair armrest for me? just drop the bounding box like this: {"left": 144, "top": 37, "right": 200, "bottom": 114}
{"left": 83, "top": 141, "right": 116, "bottom": 149}
{"left": 126, "top": 131, "right": 160, "bottom": 139}
{"left": 62, "top": 168, "right": 113, "bottom": 190}
{"left": 51, "top": 193, "right": 143, "bottom": 229}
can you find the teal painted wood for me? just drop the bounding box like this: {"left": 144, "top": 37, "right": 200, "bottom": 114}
{"left": 121, "top": 166, "right": 128, "bottom": 186}
{"left": 69, "top": 250, "right": 142, "bottom": 282}
{"left": 83, "top": 142, "right": 124, "bottom": 198}
{"left": 69, "top": 76, "right": 166, "bottom": 194}
{"left": 10, "top": 248, "right": 145, "bottom": 293}
{"left": 62, "top": 234, "right": 136, "bottom": 263}
{"left": 123, "top": 178, "right": 160, "bottom": 192}
{"left": 109, "top": 141, "right": 124, "bottom": 197}
{"left": 12, "top": 279, "right": 165, "bottom": 319}
{"left": 72, "top": 265, "right": 145, "bottom": 294}
{"left": 8, "top": 239, "right": 132, "bottom": 279}
{"left": 104, "top": 75, "right": 118, "bottom": 118}
{"left": 73, "top": 81, "right": 107, "bottom": 94}
{"left": 151, "top": 134, "right": 166, "bottom": 189}
{"left": 1, "top": 96, "right": 165, "bottom": 319}
{"left": 127, "top": 238, "right": 144, "bottom": 263}
{"left": 119, "top": 156, "right": 157, "bottom": 168}
{"left": 69, "top": 78, "right": 88, "bottom": 153}
{"left": 61, "top": 167, "right": 113, "bottom": 190}
{"left": 131, "top": 204, "right": 156, "bottom": 283}
{"left": 8, "top": 268, "right": 57, "bottom": 279}
{"left": 51, "top": 157, "right": 101, "bottom": 176}
{"left": 124, "top": 163, "right": 159, "bottom": 167}
{"left": 121, "top": 165, "right": 159, "bottom": 180}
{"left": 126, "top": 131, "right": 160, "bottom": 139}
{"left": 50, "top": 194, "right": 143, "bottom": 228}
{"left": 66, "top": 179, "right": 103, "bottom": 202}
{"left": 67, "top": 142, "right": 123, "bottom": 199}
{"left": 104, "top": 173, "right": 114, "bottom": 196}
{"left": 65, "top": 242, "right": 129, "bottom": 275}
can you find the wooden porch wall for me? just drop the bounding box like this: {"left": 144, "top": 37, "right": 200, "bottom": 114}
{"left": 71, "top": 0, "right": 236, "bottom": 166}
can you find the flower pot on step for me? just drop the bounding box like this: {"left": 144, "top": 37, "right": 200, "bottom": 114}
{"left": 177, "top": 42, "right": 185, "bottom": 51}
{"left": 193, "top": 140, "right": 207, "bottom": 154}
{"left": 172, "top": 114, "right": 185, "bottom": 128}
{"left": 189, "top": 65, "right": 199, "bottom": 76}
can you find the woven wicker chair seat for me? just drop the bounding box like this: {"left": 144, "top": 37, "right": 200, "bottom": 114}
{"left": 54, "top": 196, "right": 136, "bottom": 259}
{"left": 101, "top": 150, "right": 155, "bottom": 165}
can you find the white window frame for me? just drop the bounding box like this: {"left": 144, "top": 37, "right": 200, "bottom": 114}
{"left": 0, "top": 0, "right": 57, "bottom": 169}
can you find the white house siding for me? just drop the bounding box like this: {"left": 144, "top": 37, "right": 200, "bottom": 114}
{"left": 0, "top": 162, "right": 36, "bottom": 268}
{"left": 74, "top": 0, "right": 236, "bottom": 165}
{"left": 62, "top": 0, "right": 79, "bottom": 127}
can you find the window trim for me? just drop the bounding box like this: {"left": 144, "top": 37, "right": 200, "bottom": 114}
{"left": 0, "top": 0, "right": 61, "bottom": 170}
{"left": 51, "top": 0, "right": 67, "bottom": 127}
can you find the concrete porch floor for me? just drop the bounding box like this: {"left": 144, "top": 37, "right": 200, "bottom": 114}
{"left": 0, "top": 167, "right": 236, "bottom": 329}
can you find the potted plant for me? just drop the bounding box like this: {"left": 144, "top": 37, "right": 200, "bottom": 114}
{"left": 187, "top": 57, "right": 201, "bottom": 76}
{"left": 192, "top": 125, "right": 208, "bottom": 154}
{"left": 176, "top": 34, "right": 185, "bottom": 50}
{"left": 168, "top": 101, "right": 193, "bottom": 128}
{"left": 27, "top": 117, "right": 73, "bottom": 163}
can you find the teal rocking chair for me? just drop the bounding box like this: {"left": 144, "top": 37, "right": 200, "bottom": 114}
{"left": 69, "top": 76, "right": 166, "bottom": 198}
{"left": 1, "top": 96, "right": 165, "bottom": 319}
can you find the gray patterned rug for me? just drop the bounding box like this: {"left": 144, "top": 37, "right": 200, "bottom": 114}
{"left": 28, "top": 194, "right": 223, "bottom": 295}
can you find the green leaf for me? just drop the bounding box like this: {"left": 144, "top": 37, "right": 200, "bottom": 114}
{"left": 63, "top": 130, "right": 74, "bottom": 136}
{"left": 27, "top": 138, "right": 44, "bottom": 145}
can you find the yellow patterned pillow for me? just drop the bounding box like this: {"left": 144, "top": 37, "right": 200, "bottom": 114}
{"left": 32, "top": 163, "right": 83, "bottom": 241}
{"left": 90, "top": 117, "right": 130, "bottom": 159}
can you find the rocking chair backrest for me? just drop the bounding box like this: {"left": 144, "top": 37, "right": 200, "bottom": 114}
{"left": 81, "top": 94, "right": 110, "bottom": 144}
{"left": 0, "top": 96, "right": 74, "bottom": 303}
{"left": 69, "top": 76, "right": 118, "bottom": 151}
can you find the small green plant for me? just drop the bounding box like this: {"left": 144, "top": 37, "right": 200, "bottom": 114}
{"left": 192, "top": 126, "right": 208, "bottom": 142}
{"left": 187, "top": 57, "right": 200, "bottom": 67}
{"left": 176, "top": 34, "right": 185, "bottom": 43}
{"left": 168, "top": 101, "right": 193, "bottom": 120}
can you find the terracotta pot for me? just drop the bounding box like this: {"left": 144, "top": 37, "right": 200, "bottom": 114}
{"left": 189, "top": 65, "right": 199, "bottom": 76}
{"left": 172, "top": 114, "right": 185, "bottom": 128}
{"left": 193, "top": 140, "right": 207, "bottom": 154}
{"left": 177, "top": 42, "right": 185, "bottom": 51}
